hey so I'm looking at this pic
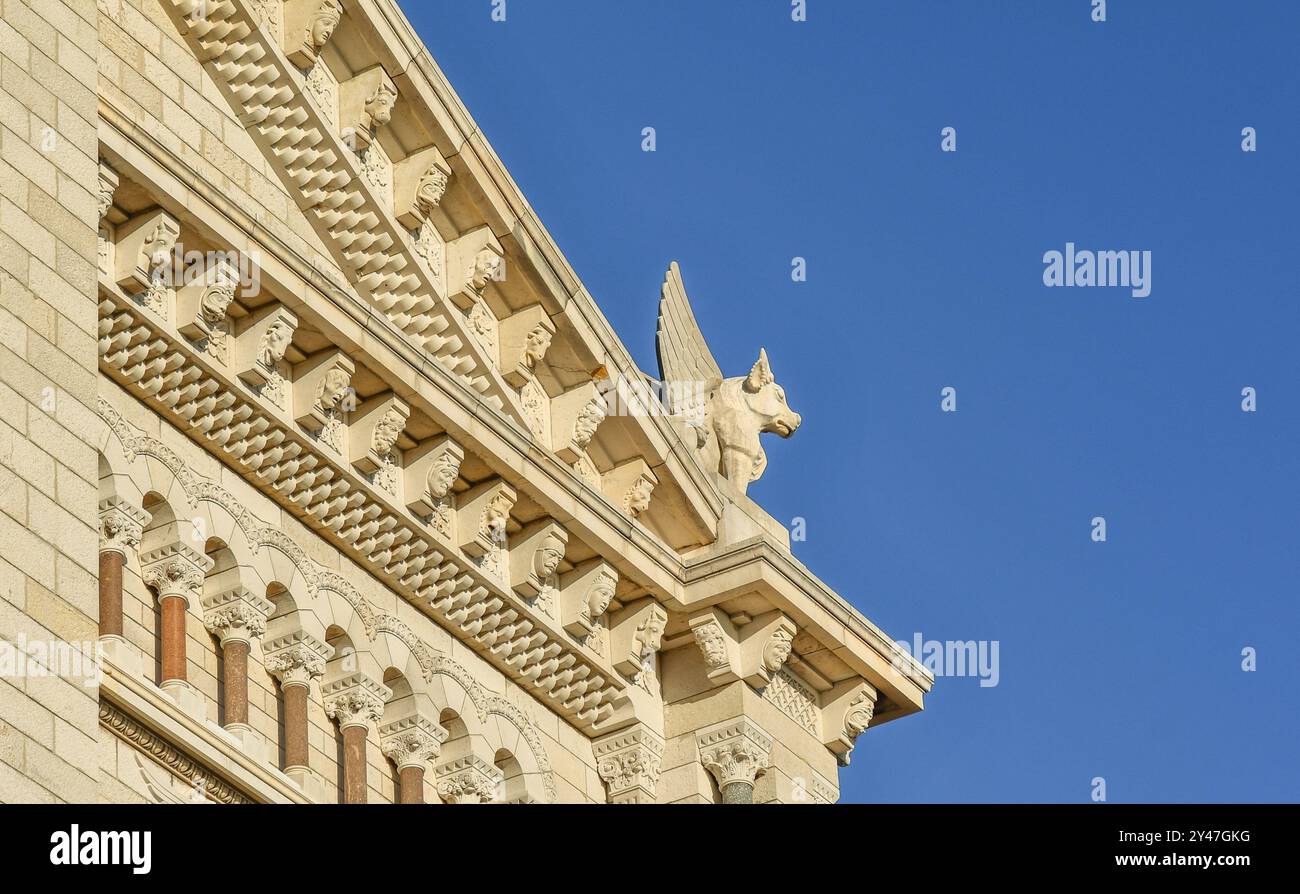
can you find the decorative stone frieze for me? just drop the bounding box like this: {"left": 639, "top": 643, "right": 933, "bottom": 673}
{"left": 696, "top": 718, "right": 773, "bottom": 803}
{"left": 434, "top": 755, "right": 503, "bottom": 804}
{"left": 594, "top": 724, "right": 665, "bottom": 804}
{"left": 322, "top": 673, "right": 392, "bottom": 731}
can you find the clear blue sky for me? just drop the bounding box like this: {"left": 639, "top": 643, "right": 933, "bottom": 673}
{"left": 409, "top": 1, "right": 1300, "bottom": 803}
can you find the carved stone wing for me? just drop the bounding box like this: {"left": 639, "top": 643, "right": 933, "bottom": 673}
{"left": 655, "top": 262, "right": 723, "bottom": 417}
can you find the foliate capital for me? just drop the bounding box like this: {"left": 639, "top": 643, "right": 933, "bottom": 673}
{"left": 263, "top": 631, "right": 334, "bottom": 688}
{"left": 98, "top": 497, "right": 149, "bottom": 557}
{"left": 321, "top": 673, "right": 391, "bottom": 731}
{"left": 379, "top": 715, "right": 448, "bottom": 770}
{"left": 696, "top": 718, "right": 773, "bottom": 791}
{"left": 594, "top": 724, "right": 665, "bottom": 804}
{"left": 139, "top": 543, "right": 212, "bottom": 604}
{"left": 201, "top": 587, "right": 275, "bottom": 647}
{"left": 434, "top": 755, "right": 502, "bottom": 804}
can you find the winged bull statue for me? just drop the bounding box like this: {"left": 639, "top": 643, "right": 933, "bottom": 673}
{"left": 654, "top": 262, "right": 801, "bottom": 495}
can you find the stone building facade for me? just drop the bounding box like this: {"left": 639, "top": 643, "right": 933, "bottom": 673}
{"left": 1, "top": 0, "right": 931, "bottom": 804}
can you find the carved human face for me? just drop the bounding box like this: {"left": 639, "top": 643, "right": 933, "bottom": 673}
{"left": 744, "top": 349, "right": 801, "bottom": 438}
{"left": 261, "top": 319, "right": 293, "bottom": 365}
{"left": 586, "top": 572, "right": 616, "bottom": 619}
{"left": 316, "top": 367, "right": 350, "bottom": 411}
{"left": 534, "top": 537, "right": 564, "bottom": 579}
{"left": 426, "top": 451, "right": 461, "bottom": 499}
{"left": 416, "top": 167, "right": 448, "bottom": 212}
{"left": 310, "top": 2, "right": 341, "bottom": 49}
{"left": 626, "top": 477, "right": 654, "bottom": 516}
{"left": 762, "top": 629, "right": 793, "bottom": 673}
{"left": 522, "top": 326, "right": 552, "bottom": 369}
{"left": 365, "top": 85, "right": 396, "bottom": 128}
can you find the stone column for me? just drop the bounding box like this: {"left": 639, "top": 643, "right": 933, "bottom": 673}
{"left": 201, "top": 587, "right": 274, "bottom": 732}
{"left": 433, "top": 755, "right": 503, "bottom": 804}
{"left": 379, "top": 715, "right": 447, "bottom": 804}
{"left": 264, "top": 631, "right": 333, "bottom": 778}
{"left": 595, "top": 724, "right": 665, "bottom": 804}
{"left": 322, "top": 674, "right": 391, "bottom": 804}
{"left": 140, "top": 543, "right": 212, "bottom": 687}
{"left": 697, "top": 719, "right": 773, "bottom": 805}
{"left": 97, "top": 498, "right": 148, "bottom": 640}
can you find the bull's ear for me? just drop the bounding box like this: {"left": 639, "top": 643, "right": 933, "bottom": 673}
{"left": 744, "top": 348, "right": 773, "bottom": 392}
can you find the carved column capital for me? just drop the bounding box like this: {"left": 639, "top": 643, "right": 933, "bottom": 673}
{"left": 379, "top": 715, "right": 448, "bottom": 771}
{"left": 263, "top": 631, "right": 334, "bottom": 688}
{"left": 595, "top": 724, "right": 665, "bottom": 804}
{"left": 139, "top": 543, "right": 212, "bottom": 605}
{"left": 321, "top": 673, "right": 391, "bottom": 731}
{"left": 98, "top": 497, "right": 149, "bottom": 557}
{"left": 697, "top": 718, "right": 773, "bottom": 794}
{"left": 433, "top": 755, "right": 502, "bottom": 804}
{"left": 201, "top": 587, "right": 275, "bottom": 647}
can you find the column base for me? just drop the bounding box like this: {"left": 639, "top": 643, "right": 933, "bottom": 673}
{"left": 222, "top": 724, "right": 272, "bottom": 765}
{"left": 160, "top": 679, "right": 207, "bottom": 721}
{"left": 286, "top": 767, "right": 329, "bottom": 802}
{"left": 98, "top": 635, "right": 144, "bottom": 680}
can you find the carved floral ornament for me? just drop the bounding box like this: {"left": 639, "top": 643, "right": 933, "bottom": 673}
{"left": 696, "top": 720, "right": 773, "bottom": 791}
{"left": 379, "top": 716, "right": 448, "bottom": 770}
{"left": 844, "top": 690, "right": 875, "bottom": 740}
{"left": 595, "top": 726, "right": 665, "bottom": 804}
{"left": 322, "top": 675, "right": 392, "bottom": 730}
{"left": 99, "top": 497, "right": 149, "bottom": 555}
{"left": 264, "top": 633, "right": 334, "bottom": 688}
{"left": 202, "top": 588, "right": 275, "bottom": 646}
{"left": 140, "top": 544, "right": 212, "bottom": 601}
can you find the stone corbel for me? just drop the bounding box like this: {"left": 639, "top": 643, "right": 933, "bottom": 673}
{"left": 601, "top": 458, "right": 658, "bottom": 519}
{"left": 402, "top": 435, "right": 463, "bottom": 529}
{"left": 821, "top": 679, "right": 877, "bottom": 765}
{"left": 608, "top": 597, "right": 668, "bottom": 680}
{"left": 446, "top": 226, "right": 505, "bottom": 311}
{"left": 292, "top": 349, "right": 354, "bottom": 449}
{"left": 176, "top": 255, "right": 239, "bottom": 351}
{"left": 551, "top": 383, "right": 606, "bottom": 464}
{"left": 113, "top": 208, "right": 179, "bottom": 297}
{"left": 498, "top": 305, "right": 555, "bottom": 387}
{"left": 348, "top": 393, "right": 408, "bottom": 490}
{"left": 697, "top": 719, "right": 773, "bottom": 803}
{"left": 558, "top": 559, "right": 618, "bottom": 640}
{"left": 508, "top": 519, "right": 568, "bottom": 600}
{"left": 594, "top": 723, "right": 665, "bottom": 804}
{"left": 434, "top": 754, "right": 502, "bottom": 804}
{"left": 394, "top": 145, "right": 453, "bottom": 229}
{"left": 321, "top": 672, "right": 392, "bottom": 731}
{"left": 737, "top": 611, "right": 797, "bottom": 688}
{"left": 97, "top": 162, "right": 119, "bottom": 274}
{"left": 688, "top": 607, "right": 740, "bottom": 685}
{"left": 235, "top": 304, "right": 297, "bottom": 402}
{"left": 453, "top": 478, "right": 516, "bottom": 559}
{"left": 339, "top": 64, "right": 397, "bottom": 152}
{"left": 283, "top": 0, "right": 343, "bottom": 69}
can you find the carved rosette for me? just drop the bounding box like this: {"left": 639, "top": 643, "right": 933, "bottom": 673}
{"left": 697, "top": 719, "right": 773, "bottom": 794}
{"left": 139, "top": 543, "right": 212, "bottom": 605}
{"left": 379, "top": 716, "right": 448, "bottom": 771}
{"left": 98, "top": 497, "right": 149, "bottom": 557}
{"left": 434, "top": 755, "right": 503, "bottom": 804}
{"left": 595, "top": 725, "right": 664, "bottom": 804}
{"left": 201, "top": 587, "right": 275, "bottom": 647}
{"left": 321, "top": 674, "right": 391, "bottom": 731}
{"left": 263, "top": 632, "right": 333, "bottom": 688}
